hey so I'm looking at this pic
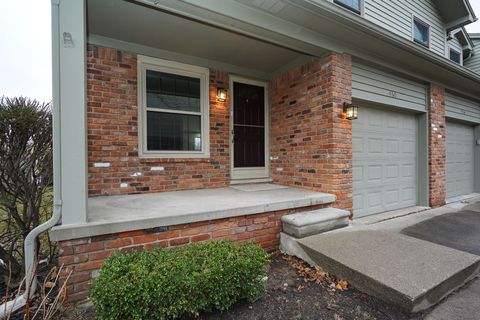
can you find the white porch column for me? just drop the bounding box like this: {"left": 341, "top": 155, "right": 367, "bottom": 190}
{"left": 52, "top": 0, "right": 88, "bottom": 225}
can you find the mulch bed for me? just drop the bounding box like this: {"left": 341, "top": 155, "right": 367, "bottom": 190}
{"left": 201, "top": 253, "right": 421, "bottom": 320}
{"left": 56, "top": 252, "right": 422, "bottom": 320}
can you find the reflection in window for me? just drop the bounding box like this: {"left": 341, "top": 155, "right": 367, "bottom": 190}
{"left": 449, "top": 49, "right": 461, "bottom": 64}
{"left": 147, "top": 111, "right": 201, "bottom": 151}
{"left": 413, "top": 18, "right": 430, "bottom": 48}
{"left": 334, "top": 0, "right": 361, "bottom": 14}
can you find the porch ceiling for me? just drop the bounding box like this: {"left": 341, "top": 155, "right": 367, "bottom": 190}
{"left": 86, "top": 0, "right": 309, "bottom": 76}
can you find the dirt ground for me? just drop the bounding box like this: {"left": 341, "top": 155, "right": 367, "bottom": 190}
{"left": 55, "top": 252, "right": 422, "bottom": 320}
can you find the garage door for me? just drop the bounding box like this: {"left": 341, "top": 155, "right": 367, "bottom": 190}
{"left": 446, "top": 122, "right": 474, "bottom": 198}
{"left": 353, "top": 107, "right": 417, "bottom": 217}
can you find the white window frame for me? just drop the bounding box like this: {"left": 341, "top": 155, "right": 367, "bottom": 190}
{"left": 137, "top": 55, "right": 210, "bottom": 158}
{"left": 412, "top": 16, "right": 431, "bottom": 49}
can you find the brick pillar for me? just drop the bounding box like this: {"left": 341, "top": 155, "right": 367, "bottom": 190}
{"left": 428, "top": 84, "right": 446, "bottom": 207}
{"left": 270, "top": 53, "right": 353, "bottom": 211}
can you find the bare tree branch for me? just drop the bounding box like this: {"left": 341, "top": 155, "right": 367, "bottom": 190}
{"left": 0, "top": 96, "right": 53, "bottom": 284}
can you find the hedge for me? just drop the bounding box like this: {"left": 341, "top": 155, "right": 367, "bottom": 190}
{"left": 89, "top": 240, "right": 270, "bottom": 320}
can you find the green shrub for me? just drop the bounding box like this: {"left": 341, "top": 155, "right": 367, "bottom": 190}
{"left": 89, "top": 240, "right": 270, "bottom": 320}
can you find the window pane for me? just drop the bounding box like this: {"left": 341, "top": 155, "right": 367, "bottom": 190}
{"left": 450, "top": 49, "right": 461, "bottom": 64}
{"left": 146, "top": 70, "right": 201, "bottom": 112}
{"left": 413, "top": 19, "right": 429, "bottom": 47}
{"left": 147, "top": 111, "right": 201, "bottom": 151}
{"left": 334, "top": 0, "right": 361, "bottom": 13}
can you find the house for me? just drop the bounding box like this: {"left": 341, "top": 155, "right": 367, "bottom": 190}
{"left": 49, "top": 0, "right": 480, "bottom": 301}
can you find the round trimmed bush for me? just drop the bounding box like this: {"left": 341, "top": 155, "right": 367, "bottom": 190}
{"left": 89, "top": 240, "right": 270, "bottom": 320}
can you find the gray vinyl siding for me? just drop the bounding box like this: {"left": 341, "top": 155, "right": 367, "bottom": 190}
{"left": 362, "top": 0, "right": 446, "bottom": 56}
{"left": 445, "top": 92, "right": 480, "bottom": 124}
{"left": 352, "top": 62, "right": 427, "bottom": 112}
{"left": 464, "top": 39, "right": 480, "bottom": 74}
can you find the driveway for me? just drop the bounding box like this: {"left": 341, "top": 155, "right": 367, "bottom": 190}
{"left": 401, "top": 204, "right": 480, "bottom": 256}
{"left": 398, "top": 198, "right": 480, "bottom": 320}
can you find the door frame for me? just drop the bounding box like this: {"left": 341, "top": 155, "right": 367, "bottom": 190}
{"left": 229, "top": 75, "right": 270, "bottom": 181}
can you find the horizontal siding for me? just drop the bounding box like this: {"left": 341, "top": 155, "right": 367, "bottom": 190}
{"left": 445, "top": 92, "right": 480, "bottom": 124}
{"left": 363, "top": 0, "right": 446, "bottom": 56}
{"left": 352, "top": 62, "right": 427, "bottom": 111}
{"left": 464, "top": 39, "right": 480, "bottom": 74}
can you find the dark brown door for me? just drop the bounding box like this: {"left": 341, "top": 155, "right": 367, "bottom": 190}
{"left": 233, "top": 82, "right": 265, "bottom": 168}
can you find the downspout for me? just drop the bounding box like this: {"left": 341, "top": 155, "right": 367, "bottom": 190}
{"left": 0, "top": 0, "right": 63, "bottom": 317}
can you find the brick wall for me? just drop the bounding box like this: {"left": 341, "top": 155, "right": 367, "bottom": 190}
{"left": 58, "top": 204, "right": 327, "bottom": 302}
{"left": 428, "top": 84, "right": 446, "bottom": 207}
{"left": 87, "top": 45, "right": 230, "bottom": 196}
{"left": 270, "top": 53, "right": 353, "bottom": 211}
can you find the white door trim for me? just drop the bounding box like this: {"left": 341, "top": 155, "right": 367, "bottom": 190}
{"left": 229, "top": 75, "right": 270, "bottom": 180}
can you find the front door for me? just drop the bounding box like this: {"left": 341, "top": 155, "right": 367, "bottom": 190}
{"left": 231, "top": 77, "right": 269, "bottom": 180}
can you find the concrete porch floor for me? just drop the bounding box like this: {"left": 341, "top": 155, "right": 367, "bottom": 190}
{"left": 298, "top": 195, "right": 480, "bottom": 313}
{"left": 49, "top": 184, "right": 335, "bottom": 242}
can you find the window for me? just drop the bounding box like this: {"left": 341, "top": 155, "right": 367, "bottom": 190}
{"left": 334, "top": 0, "right": 361, "bottom": 14}
{"left": 412, "top": 17, "right": 430, "bottom": 48}
{"left": 138, "top": 56, "right": 210, "bottom": 158}
{"left": 449, "top": 48, "right": 462, "bottom": 64}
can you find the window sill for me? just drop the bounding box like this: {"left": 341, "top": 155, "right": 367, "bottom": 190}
{"left": 138, "top": 152, "right": 210, "bottom": 159}
{"left": 138, "top": 154, "right": 212, "bottom": 163}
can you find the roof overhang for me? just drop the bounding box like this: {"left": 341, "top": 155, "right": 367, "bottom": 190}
{"left": 129, "top": 0, "right": 480, "bottom": 99}
{"left": 432, "top": 0, "right": 477, "bottom": 32}
{"left": 449, "top": 27, "right": 474, "bottom": 57}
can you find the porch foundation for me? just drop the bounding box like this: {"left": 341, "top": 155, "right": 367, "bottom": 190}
{"left": 58, "top": 203, "right": 329, "bottom": 302}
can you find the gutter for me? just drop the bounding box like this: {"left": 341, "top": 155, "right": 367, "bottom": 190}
{"left": 0, "top": 0, "right": 63, "bottom": 318}
{"left": 465, "top": 0, "right": 478, "bottom": 22}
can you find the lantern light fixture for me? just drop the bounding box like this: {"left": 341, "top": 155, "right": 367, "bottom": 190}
{"left": 343, "top": 103, "right": 358, "bottom": 120}
{"left": 217, "top": 88, "right": 227, "bottom": 102}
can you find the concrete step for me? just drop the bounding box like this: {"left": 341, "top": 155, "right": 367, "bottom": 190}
{"left": 298, "top": 230, "right": 480, "bottom": 313}
{"left": 281, "top": 208, "right": 350, "bottom": 238}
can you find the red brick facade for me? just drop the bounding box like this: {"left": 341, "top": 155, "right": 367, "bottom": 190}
{"left": 69, "top": 45, "right": 452, "bottom": 303}
{"left": 270, "top": 54, "right": 353, "bottom": 210}
{"left": 428, "top": 84, "right": 446, "bottom": 207}
{"left": 58, "top": 204, "right": 327, "bottom": 302}
{"left": 87, "top": 45, "right": 230, "bottom": 196}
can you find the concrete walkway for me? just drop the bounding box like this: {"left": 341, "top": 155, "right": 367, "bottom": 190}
{"left": 298, "top": 196, "right": 480, "bottom": 315}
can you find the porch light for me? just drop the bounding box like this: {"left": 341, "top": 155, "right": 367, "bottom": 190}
{"left": 343, "top": 103, "right": 358, "bottom": 120}
{"left": 217, "top": 88, "right": 227, "bottom": 102}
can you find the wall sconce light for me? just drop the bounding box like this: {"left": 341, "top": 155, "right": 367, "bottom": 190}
{"left": 217, "top": 88, "right": 227, "bottom": 102}
{"left": 343, "top": 103, "right": 358, "bottom": 120}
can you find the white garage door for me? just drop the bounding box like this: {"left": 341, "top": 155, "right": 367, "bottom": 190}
{"left": 353, "top": 107, "right": 417, "bottom": 217}
{"left": 446, "top": 122, "right": 474, "bottom": 198}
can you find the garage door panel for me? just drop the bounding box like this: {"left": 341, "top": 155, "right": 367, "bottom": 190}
{"left": 368, "top": 138, "right": 382, "bottom": 153}
{"left": 353, "top": 106, "right": 418, "bottom": 217}
{"left": 402, "top": 164, "right": 415, "bottom": 178}
{"left": 446, "top": 121, "right": 474, "bottom": 198}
